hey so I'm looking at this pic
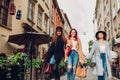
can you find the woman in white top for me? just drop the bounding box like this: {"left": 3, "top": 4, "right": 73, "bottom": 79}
{"left": 65, "top": 29, "right": 86, "bottom": 80}
{"left": 89, "top": 31, "right": 112, "bottom": 80}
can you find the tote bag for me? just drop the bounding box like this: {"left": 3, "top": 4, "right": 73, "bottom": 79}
{"left": 76, "top": 64, "right": 87, "bottom": 78}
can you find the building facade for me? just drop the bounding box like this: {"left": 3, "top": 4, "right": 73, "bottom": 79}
{"left": 0, "top": 0, "right": 72, "bottom": 55}
{"left": 0, "top": 0, "right": 72, "bottom": 80}
{"left": 63, "top": 13, "right": 72, "bottom": 37}
{"left": 0, "top": 0, "right": 51, "bottom": 55}
{"left": 52, "top": 0, "right": 64, "bottom": 33}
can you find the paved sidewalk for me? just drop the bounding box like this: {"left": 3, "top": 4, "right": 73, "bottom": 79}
{"left": 51, "top": 67, "right": 97, "bottom": 80}
{"left": 51, "top": 67, "right": 119, "bottom": 80}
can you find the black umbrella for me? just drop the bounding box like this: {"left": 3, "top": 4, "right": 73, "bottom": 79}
{"left": 8, "top": 32, "right": 50, "bottom": 45}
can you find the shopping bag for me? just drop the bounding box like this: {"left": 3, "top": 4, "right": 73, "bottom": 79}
{"left": 76, "top": 63, "right": 87, "bottom": 78}
{"left": 45, "top": 63, "right": 52, "bottom": 73}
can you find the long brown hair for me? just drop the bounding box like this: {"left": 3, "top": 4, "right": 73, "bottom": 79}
{"left": 51, "top": 30, "right": 66, "bottom": 44}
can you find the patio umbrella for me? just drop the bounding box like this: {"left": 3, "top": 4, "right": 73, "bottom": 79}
{"left": 8, "top": 32, "right": 50, "bottom": 45}
{"left": 8, "top": 32, "right": 51, "bottom": 80}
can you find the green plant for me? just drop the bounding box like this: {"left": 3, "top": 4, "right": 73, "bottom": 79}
{"left": 88, "top": 40, "right": 94, "bottom": 52}
{"left": 25, "top": 58, "right": 44, "bottom": 69}
{"left": 0, "top": 57, "right": 7, "bottom": 69}
{"left": 58, "top": 60, "right": 66, "bottom": 69}
{"left": 116, "top": 31, "right": 120, "bottom": 38}
{"left": 0, "top": 52, "right": 44, "bottom": 80}
{"left": 8, "top": 52, "right": 21, "bottom": 66}
{"left": 86, "top": 59, "right": 91, "bottom": 65}
{"left": 112, "top": 37, "right": 115, "bottom": 44}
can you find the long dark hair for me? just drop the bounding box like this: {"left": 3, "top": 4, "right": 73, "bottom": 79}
{"left": 51, "top": 28, "right": 66, "bottom": 44}
{"left": 68, "top": 28, "right": 78, "bottom": 40}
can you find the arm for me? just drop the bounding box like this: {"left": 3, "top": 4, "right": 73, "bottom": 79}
{"left": 44, "top": 43, "right": 54, "bottom": 63}
{"left": 77, "top": 38, "right": 83, "bottom": 54}
{"left": 64, "top": 38, "right": 70, "bottom": 62}
{"left": 77, "top": 38, "right": 86, "bottom": 63}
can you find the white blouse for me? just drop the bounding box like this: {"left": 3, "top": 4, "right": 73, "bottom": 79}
{"left": 100, "top": 44, "right": 106, "bottom": 53}
{"left": 71, "top": 39, "right": 77, "bottom": 50}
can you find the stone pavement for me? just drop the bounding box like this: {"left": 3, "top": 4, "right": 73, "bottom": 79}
{"left": 51, "top": 67, "right": 97, "bottom": 80}
{"left": 51, "top": 67, "right": 119, "bottom": 80}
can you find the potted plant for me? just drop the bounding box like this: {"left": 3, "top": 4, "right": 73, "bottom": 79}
{"left": 0, "top": 52, "right": 44, "bottom": 80}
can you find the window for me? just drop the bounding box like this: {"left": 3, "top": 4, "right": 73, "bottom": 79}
{"left": 106, "top": 0, "right": 108, "bottom": 4}
{"left": 104, "top": 6, "right": 106, "bottom": 11}
{"left": 112, "top": 4, "right": 116, "bottom": 18}
{"left": 37, "top": 12, "right": 42, "bottom": 28}
{"left": 104, "top": 27, "right": 107, "bottom": 32}
{"left": 0, "top": 0, "right": 9, "bottom": 26}
{"left": 50, "top": 22, "right": 53, "bottom": 36}
{"left": 43, "top": 15, "right": 48, "bottom": 32}
{"left": 107, "top": 22, "right": 110, "bottom": 28}
{"left": 27, "top": 0, "right": 34, "bottom": 21}
{"left": 45, "top": 0, "right": 49, "bottom": 5}
{"left": 51, "top": 5, "right": 54, "bottom": 20}
{"left": 45, "top": 0, "right": 49, "bottom": 9}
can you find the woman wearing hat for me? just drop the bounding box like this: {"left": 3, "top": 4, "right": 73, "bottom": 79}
{"left": 44, "top": 26, "right": 66, "bottom": 80}
{"left": 88, "top": 31, "right": 112, "bottom": 80}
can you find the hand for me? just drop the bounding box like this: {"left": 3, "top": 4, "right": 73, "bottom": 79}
{"left": 64, "top": 57, "right": 68, "bottom": 62}
{"left": 66, "top": 43, "right": 72, "bottom": 48}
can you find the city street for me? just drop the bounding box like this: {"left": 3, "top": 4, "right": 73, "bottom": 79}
{"left": 57, "top": 67, "right": 120, "bottom": 80}
{"left": 56, "top": 67, "right": 97, "bottom": 80}
{"left": 0, "top": 0, "right": 120, "bottom": 80}
{"left": 58, "top": 67, "right": 119, "bottom": 80}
